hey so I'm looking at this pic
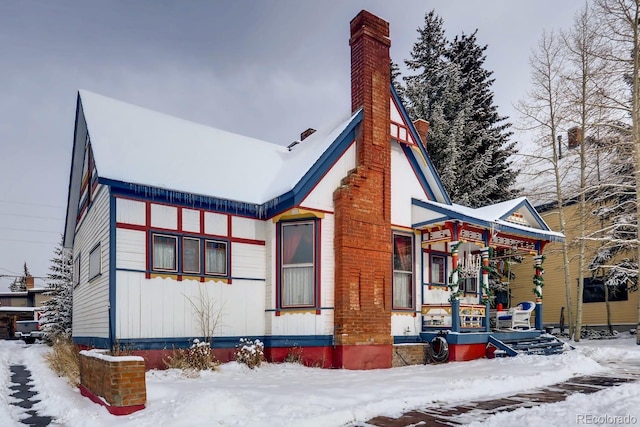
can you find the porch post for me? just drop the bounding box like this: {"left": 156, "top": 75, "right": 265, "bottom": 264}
{"left": 480, "top": 247, "right": 491, "bottom": 332}
{"left": 450, "top": 241, "right": 460, "bottom": 332}
{"left": 533, "top": 255, "right": 544, "bottom": 330}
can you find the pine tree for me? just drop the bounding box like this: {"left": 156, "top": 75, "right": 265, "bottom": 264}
{"left": 403, "top": 11, "right": 518, "bottom": 207}
{"left": 40, "top": 236, "right": 73, "bottom": 341}
{"left": 9, "top": 262, "right": 31, "bottom": 292}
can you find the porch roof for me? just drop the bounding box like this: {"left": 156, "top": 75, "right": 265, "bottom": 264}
{"left": 411, "top": 197, "right": 565, "bottom": 243}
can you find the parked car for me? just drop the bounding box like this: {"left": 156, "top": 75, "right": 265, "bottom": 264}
{"left": 15, "top": 320, "right": 43, "bottom": 344}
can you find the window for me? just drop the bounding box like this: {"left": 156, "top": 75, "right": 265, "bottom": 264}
{"left": 393, "top": 233, "right": 413, "bottom": 309}
{"left": 183, "top": 238, "right": 200, "bottom": 274}
{"left": 205, "top": 240, "right": 227, "bottom": 275}
{"left": 463, "top": 277, "right": 478, "bottom": 293}
{"left": 280, "top": 221, "right": 315, "bottom": 307}
{"left": 431, "top": 254, "right": 446, "bottom": 285}
{"left": 73, "top": 253, "right": 81, "bottom": 287}
{"left": 153, "top": 234, "right": 177, "bottom": 271}
{"left": 89, "top": 244, "right": 101, "bottom": 280}
{"left": 583, "top": 277, "right": 628, "bottom": 303}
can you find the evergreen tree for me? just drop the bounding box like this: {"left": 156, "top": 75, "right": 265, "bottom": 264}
{"left": 9, "top": 262, "right": 31, "bottom": 292}
{"left": 403, "top": 11, "right": 518, "bottom": 207}
{"left": 41, "top": 236, "right": 73, "bottom": 341}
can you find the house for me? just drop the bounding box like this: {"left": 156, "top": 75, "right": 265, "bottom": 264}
{"left": 0, "top": 276, "right": 50, "bottom": 339}
{"left": 511, "top": 131, "right": 639, "bottom": 333}
{"left": 63, "top": 10, "right": 563, "bottom": 369}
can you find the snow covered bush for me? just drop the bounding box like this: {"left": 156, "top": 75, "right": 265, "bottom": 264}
{"left": 235, "top": 338, "right": 264, "bottom": 369}
{"left": 164, "top": 339, "right": 219, "bottom": 372}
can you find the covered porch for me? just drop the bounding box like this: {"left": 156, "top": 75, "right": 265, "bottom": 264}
{"left": 406, "top": 197, "right": 564, "bottom": 361}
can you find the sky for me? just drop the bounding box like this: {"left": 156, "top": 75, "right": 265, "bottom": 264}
{"left": 2, "top": 334, "right": 639, "bottom": 426}
{"left": 0, "top": 0, "right": 586, "bottom": 290}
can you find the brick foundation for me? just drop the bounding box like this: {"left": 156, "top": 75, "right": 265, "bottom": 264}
{"left": 79, "top": 349, "right": 146, "bottom": 415}
{"left": 392, "top": 344, "right": 428, "bottom": 367}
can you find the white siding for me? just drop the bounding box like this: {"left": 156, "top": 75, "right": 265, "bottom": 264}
{"left": 72, "top": 185, "right": 111, "bottom": 339}
{"left": 182, "top": 208, "right": 200, "bottom": 233}
{"left": 300, "top": 143, "right": 356, "bottom": 211}
{"left": 232, "top": 216, "right": 265, "bottom": 241}
{"left": 115, "top": 273, "right": 265, "bottom": 339}
{"left": 232, "top": 242, "right": 266, "bottom": 279}
{"left": 204, "top": 212, "right": 227, "bottom": 236}
{"left": 391, "top": 314, "right": 421, "bottom": 336}
{"left": 391, "top": 141, "right": 429, "bottom": 227}
{"left": 150, "top": 203, "right": 177, "bottom": 229}
{"left": 116, "top": 228, "right": 146, "bottom": 270}
{"left": 116, "top": 198, "right": 145, "bottom": 225}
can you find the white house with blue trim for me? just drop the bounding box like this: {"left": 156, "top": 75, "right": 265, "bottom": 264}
{"left": 63, "top": 10, "right": 563, "bottom": 369}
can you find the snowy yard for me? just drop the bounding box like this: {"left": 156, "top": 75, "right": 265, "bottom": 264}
{"left": 1, "top": 336, "right": 640, "bottom": 426}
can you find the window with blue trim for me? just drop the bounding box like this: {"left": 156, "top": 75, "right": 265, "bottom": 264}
{"left": 430, "top": 254, "right": 446, "bottom": 285}
{"left": 151, "top": 232, "right": 228, "bottom": 277}
{"left": 279, "top": 220, "right": 317, "bottom": 308}
{"left": 393, "top": 233, "right": 413, "bottom": 309}
{"left": 89, "top": 244, "right": 101, "bottom": 280}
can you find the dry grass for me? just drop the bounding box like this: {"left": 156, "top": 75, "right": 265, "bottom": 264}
{"left": 44, "top": 335, "right": 80, "bottom": 386}
{"left": 163, "top": 339, "right": 220, "bottom": 376}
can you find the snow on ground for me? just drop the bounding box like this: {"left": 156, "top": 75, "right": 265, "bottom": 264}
{"left": 1, "top": 335, "right": 639, "bottom": 426}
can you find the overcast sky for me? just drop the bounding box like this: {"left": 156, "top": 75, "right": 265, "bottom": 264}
{"left": 0, "top": 0, "right": 584, "bottom": 290}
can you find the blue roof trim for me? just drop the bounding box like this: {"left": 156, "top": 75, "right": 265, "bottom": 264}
{"left": 498, "top": 198, "right": 549, "bottom": 231}
{"left": 412, "top": 198, "right": 564, "bottom": 242}
{"left": 63, "top": 93, "right": 83, "bottom": 249}
{"left": 263, "top": 109, "right": 363, "bottom": 217}
{"left": 102, "top": 178, "right": 266, "bottom": 219}
{"left": 391, "top": 84, "right": 452, "bottom": 205}
{"left": 399, "top": 143, "right": 437, "bottom": 201}
{"left": 412, "top": 216, "right": 448, "bottom": 229}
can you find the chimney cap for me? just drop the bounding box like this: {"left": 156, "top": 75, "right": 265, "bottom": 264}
{"left": 300, "top": 128, "right": 316, "bottom": 141}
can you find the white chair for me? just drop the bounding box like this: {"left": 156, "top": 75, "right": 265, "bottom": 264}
{"left": 495, "top": 301, "right": 535, "bottom": 330}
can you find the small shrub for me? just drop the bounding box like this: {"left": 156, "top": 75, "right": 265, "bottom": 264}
{"left": 235, "top": 338, "right": 264, "bottom": 369}
{"left": 44, "top": 335, "right": 80, "bottom": 386}
{"left": 111, "top": 339, "right": 135, "bottom": 356}
{"left": 164, "top": 339, "right": 219, "bottom": 373}
{"left": 284, "top": 346, "right": 303, "bottom": 364}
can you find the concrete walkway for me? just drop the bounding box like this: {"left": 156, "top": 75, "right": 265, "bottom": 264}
{"left": 361, "top": 371, "right": 640, "bottom": 426}
{"left": 9, "top": 365, "right": 53, "bottom": 426}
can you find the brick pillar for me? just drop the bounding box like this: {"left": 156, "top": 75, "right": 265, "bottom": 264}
{"left": 333, "top": 10, "right": 392, "bottom": 369}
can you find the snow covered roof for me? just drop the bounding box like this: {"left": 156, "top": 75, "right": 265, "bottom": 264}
{"left": 79, "top": 90, "right": 361, "bottom": 205}
{"left": 412, "top": 197, "right": 564, "bottom": 242}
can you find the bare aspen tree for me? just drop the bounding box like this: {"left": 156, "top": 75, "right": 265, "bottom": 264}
{"left": 563, "top": 4, "right": 611, "bottom": 341}
{"left": 515, "top": 30, "right": 576, "bottom": 339}
{"left": 594, "top": 0, "right": 640, "bottom": 343}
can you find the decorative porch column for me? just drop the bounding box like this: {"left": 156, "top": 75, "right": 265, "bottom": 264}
{"left": 450, "top": 241, "right": 461, "bottom": 332}
{"left": 533, "top": 255, "right": 545, "bottom": 330}
{"left": 480, "top": 247, "right": 491, "bottom": 332}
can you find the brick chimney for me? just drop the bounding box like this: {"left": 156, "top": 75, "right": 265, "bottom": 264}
{"left": 333, "top": 10, "right": 392, "bottom": 369}
{"left": 413, "top": 119, "right": 429, "bottom": 146}
{"left": 26, "top": 275, "right": 34, "bottom": 290}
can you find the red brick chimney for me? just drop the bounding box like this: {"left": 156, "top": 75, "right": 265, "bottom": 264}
{"left": 333, "top": 10, "right": 392, "bottom": 369}
{"left": 413, "top": 119, "right": 429, "bottom": 146}
{"left": 26, "top": 275, "right": 34, "bottom": 290}
{"left": 568, "top": 127, "right": 582, "bottom": 149}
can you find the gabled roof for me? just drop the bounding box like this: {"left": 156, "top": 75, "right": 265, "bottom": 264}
{"left": 79, "top": 90, "right": 361, "bottom": 205}
{"left": 412, "top": 197, "right": 564, "bottom": 242}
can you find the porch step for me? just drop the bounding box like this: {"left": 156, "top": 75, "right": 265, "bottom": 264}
{"left": 490, "top": 334, "right": 570, "bottom": 357}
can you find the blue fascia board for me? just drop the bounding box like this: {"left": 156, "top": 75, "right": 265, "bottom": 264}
{"left": 73, "top": 336, "right": 111, "bottom": 349}
{"left": 63, "top": 93, "right": 83, "bottom": 249}
{"left": 263, "top": 109, "right": 363, "bottom": 217}
{"left": 390, "top": 85, "right": 452, "bottom": 205}
{"left": 102, "top": 178, "right": 265, "bottom": 219}
{"left": 411, "top": 198, "right": 564, "bottom": 242}
{"left": 110, "top": 335, "right": 333, "bottom": 350}
{"left": 399, "top": 144, "right": 437, "bottom": 201}
{"left": 498, "top": 198, "right": 550, "bottom": 231}
{"left": 411, "top": 216, "right": 449, "bottom": 229}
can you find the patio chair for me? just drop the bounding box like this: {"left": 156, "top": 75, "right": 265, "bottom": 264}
{"left": 496, "top": 301, "right": 535, "bottom": 330}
